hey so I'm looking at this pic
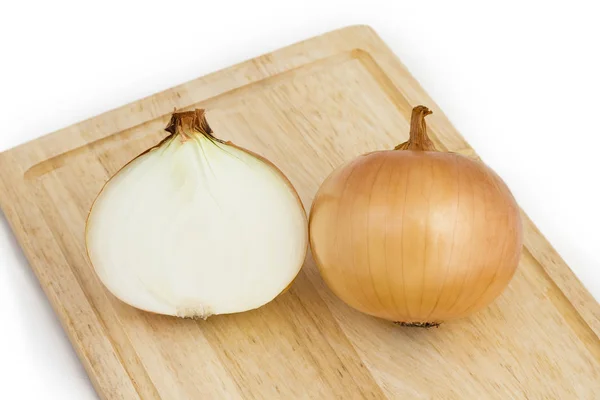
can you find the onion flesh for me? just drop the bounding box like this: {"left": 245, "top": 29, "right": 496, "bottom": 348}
{"left": 86, "top": 110, "right": 308, "bottom": 319}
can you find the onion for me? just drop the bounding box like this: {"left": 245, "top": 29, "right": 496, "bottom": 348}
{"left": 85, "top": 109, "right": 308, "bottom": 319}
{"left": 309, "top": 106, "right": 522, "bottom": 325}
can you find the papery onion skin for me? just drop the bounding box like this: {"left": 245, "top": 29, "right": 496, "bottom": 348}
{"left": 308, "top": 106, "right": 522, "bottom": 325}
{"left": 85, "top": 109, "right": 308, "bottom": 319}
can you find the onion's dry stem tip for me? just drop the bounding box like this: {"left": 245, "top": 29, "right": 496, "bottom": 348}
{"left": 395, "top": 105, "right": 437, "bottom": 152}
{"left": 413, "top": 105, "right": 433, "bottom": 117}
{"left": 164, "top": 109, "right": 214, "bottom": 139}
{"left": 394, "top": 321, "right": 441, "bottom": 328}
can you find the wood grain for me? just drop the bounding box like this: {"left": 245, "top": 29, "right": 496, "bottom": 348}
{"left": 0, "top": 25, "right": 599, "bottom": 399}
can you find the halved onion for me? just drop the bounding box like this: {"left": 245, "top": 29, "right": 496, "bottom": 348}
{"left": 86, "top": 109, "right": 308, "bottom": 319}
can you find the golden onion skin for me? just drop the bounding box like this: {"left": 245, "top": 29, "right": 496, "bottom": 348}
{"left": 308, "top": 106, "right": 522, "bottom": 324}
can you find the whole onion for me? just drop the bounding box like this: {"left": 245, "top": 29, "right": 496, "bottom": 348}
{"left": 309, "top": 106, "right": 522, "bottom": 325}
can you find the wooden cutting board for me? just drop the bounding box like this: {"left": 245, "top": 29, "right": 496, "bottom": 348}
{"left": 1, "top": 25, "right": 599, "bottom": 399}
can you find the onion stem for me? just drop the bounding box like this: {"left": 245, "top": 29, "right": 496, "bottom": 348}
{"left": 165, "top": 109, "right": 222, "bottom": 143}
{"left": 395, "top": 106, "right": 437, "bottom": 151}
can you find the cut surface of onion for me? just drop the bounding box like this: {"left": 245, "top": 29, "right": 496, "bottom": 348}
{"left": 86, "top": 110, "right": 308, "bottom": 319}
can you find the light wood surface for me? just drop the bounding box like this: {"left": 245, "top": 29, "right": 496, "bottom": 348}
{"left": 0, "top": 25, "right": 598, "bottom": 399}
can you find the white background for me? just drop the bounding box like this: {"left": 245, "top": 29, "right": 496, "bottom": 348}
{"left": 1, "top": 1, "right": 599, "bottom": 398}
